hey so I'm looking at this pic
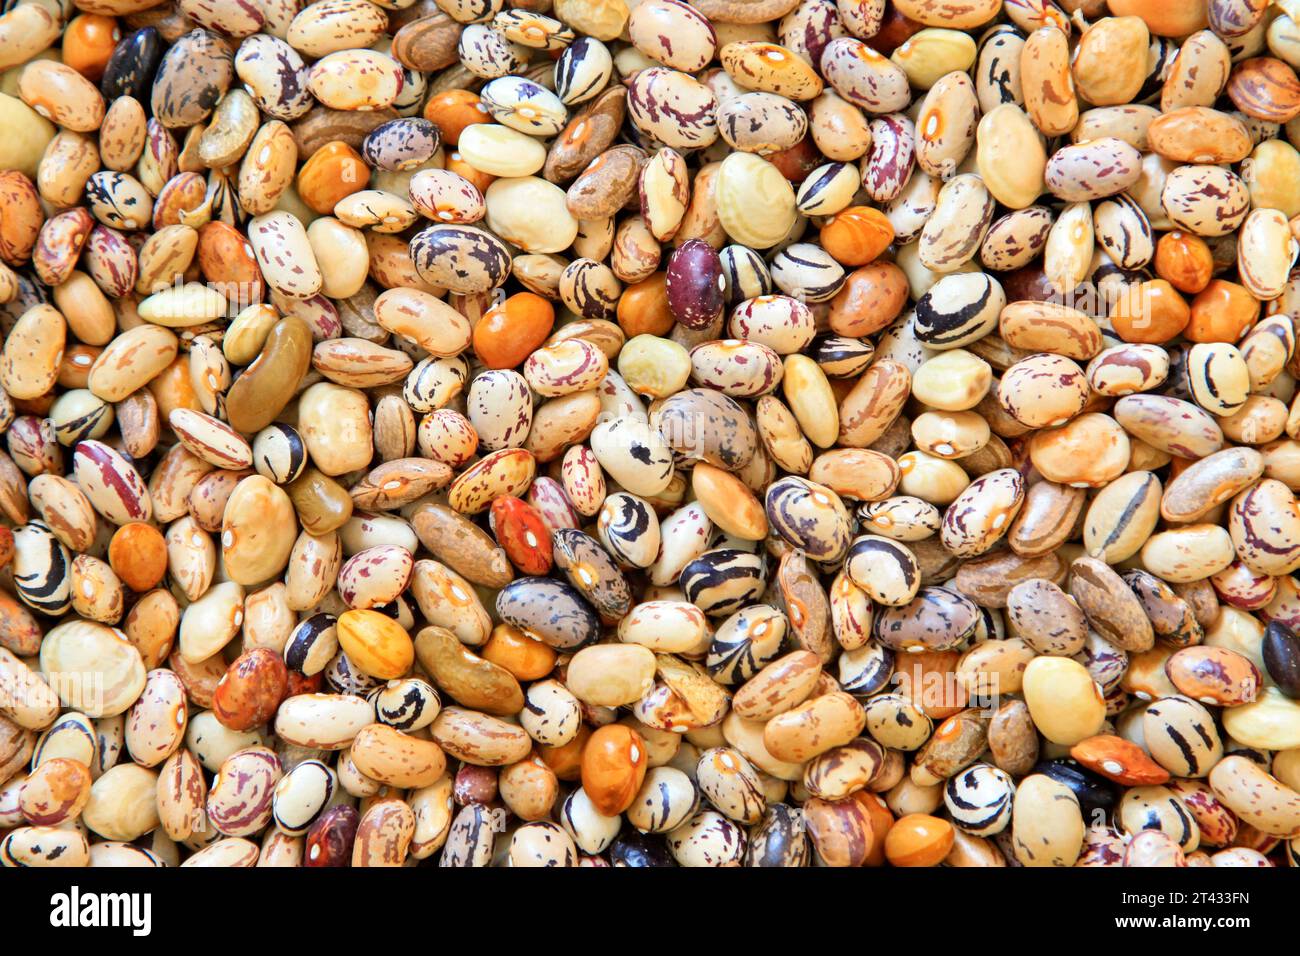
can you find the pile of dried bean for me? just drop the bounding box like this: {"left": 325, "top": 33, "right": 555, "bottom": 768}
{"left": 3, "top": 0, "right": 1300, "bottom": 869}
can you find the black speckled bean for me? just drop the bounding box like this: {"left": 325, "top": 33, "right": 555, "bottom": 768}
{"left": 151, "top": 30, "right": 234, "bottom": 130}
{"left": 362, "top": 118, "right": 442, "bottom": 172}
{"left": 495, "top": 576, "right": 600, "bottom": 650}
{"left": 101, "top": 28, "right": 164, "bottom": 105}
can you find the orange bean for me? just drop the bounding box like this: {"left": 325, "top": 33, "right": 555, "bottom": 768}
{"left": 1109, "top": 279, "right": 1190, "bottom": 344}
{"left": 828, "top": 261, "right": 909, "bottom": 337}
{"left": 579, "top": 723, "right": 647, "bottom": 816}
{"left": 61, "top": 14, "right": 120, "bottom": 83}
{"left": 107, "top": 522, "right": 168, "bottom": 592}
{"left": 1186, "top": 279, "right": 1259, "bottom": 343}
{"left": 883, "top": 813, "right": 954, "bottom": 867}
{"left": 296, "top": 141, "right": 368, "bottom": 215}
{"left": 1154, "top": 231, "right": 1213, "bottom": 294}
{"left": 479, "top": 623, "right": 557, "bottom": 681}
{"left": 473, "top": 292, "right": 555, "bottom": 369}
{"left": 820, "top": 206, "right": 895, "bottom": 267}
{"left": 423, "top": 90, "right": 489, "bottom": 147}
{"left": 616, "top": 272, "right": 675, "bottom": 338}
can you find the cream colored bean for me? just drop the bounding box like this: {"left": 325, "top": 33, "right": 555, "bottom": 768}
{"left": 247, "top": 211, "right": 323, "bottom": 299}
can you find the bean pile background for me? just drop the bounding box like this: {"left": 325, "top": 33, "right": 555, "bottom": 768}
{"left": 2, "top": 0, "right": 1300, "bottom": 868}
